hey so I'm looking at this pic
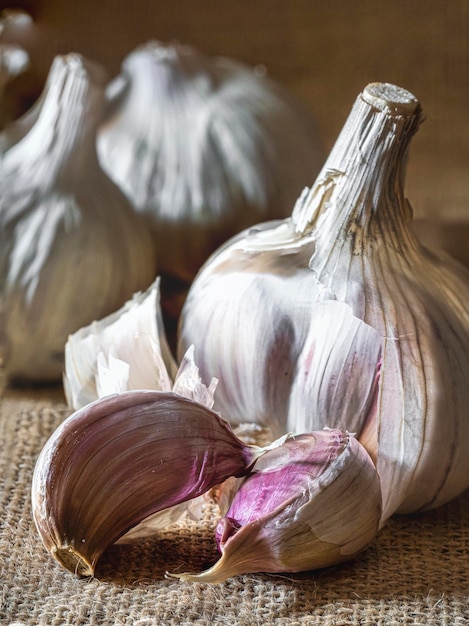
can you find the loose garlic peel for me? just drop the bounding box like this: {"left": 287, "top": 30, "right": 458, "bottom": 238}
{"left": 179, "top": 82, "right": 469, "bottom": 522}
{"left": 64, "top": 278, "right": 177, "bottom": 410}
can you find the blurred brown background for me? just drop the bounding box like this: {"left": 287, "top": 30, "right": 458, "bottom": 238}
{"left": 2, "top": 0, "right": 469, "bottom": 220}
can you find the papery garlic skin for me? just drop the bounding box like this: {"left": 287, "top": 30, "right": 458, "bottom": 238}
{"left": 97, "top": 40, "right": 324, "bottom": 285}
{"left": 32, "top": 389, "right": 263, "bottom": 577}
{"left": 179, "top": 82, "right": 469, "bottom": 521}
{"left": 64, "top": 278, "right": 177, "bottom": 410}
{"left": 170, "top": 429, "right": 381, "bottom": 583}
{"left": 0, "top": 54, "right": 157, "bottom": 383}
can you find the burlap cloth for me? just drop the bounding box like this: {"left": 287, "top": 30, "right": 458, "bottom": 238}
{"left": 2, "top": 0, "right": 469, "bottom": 624}
{"left": 0, "top": 383, "right": 468, "bottom": 626}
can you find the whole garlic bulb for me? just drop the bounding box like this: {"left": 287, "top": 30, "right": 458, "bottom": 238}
{"left": 97, "top": 40, "right": 324, "bottom": 284}
{"left": 0, "top": 54, "right": 157, "bottom": 383}
{"left": 178, "top": 82, "right": 469, "bottom": 522}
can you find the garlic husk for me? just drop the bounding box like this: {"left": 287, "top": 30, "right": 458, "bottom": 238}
{"left": 169, "top": 429, "right": 381, "bottom": 583}
{"left": 32, "top": 389, "right": 263, "bottom": 577}
{"left": 64, "top": 277, "right": 177, "bottom": 410}
{"left": 178, "top": 82, "right": 469, "bottom": 521}
{"left": 97, "top": 40, "right": 324, "bottom": 285}
{"left": 0, "top": 53, "right": 157, "bottom": 383}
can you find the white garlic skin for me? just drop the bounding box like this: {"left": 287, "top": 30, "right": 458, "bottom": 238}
{"left": 97, "top": 40, "right": 324, "bottom": 283}
{"left": 179, "top": 82, "right": 469, "bottom": 522}
{"left": 63, "top": 277, "right": 178, "bottom": 410}
{"left": 0, "top": 54, "right": 157, "bottom": 383}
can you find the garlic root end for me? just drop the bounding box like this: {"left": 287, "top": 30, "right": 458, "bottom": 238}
{"left": 52, "top": 546, "right": 94, "bottom": 577}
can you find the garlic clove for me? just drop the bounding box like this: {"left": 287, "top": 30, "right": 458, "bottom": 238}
{"left": 32, "top": 389, "right": 264, "bottom": 577}
{"left": 0, "top": 53, "right": 157, "bottom": 383}
{"left": 64, "top": 278, "right": 176, "bottom": 410}
{"left": 287, "top": 300, "right": 382, "bottom": 455}
{"left": 98, "top": 40, "right": 324, "bottom": 286}
{"left": 169, "top": 429, "right": 381, "bottom": 583}
{"left": 178, "top": 82, "right": 469, "bottom": 522}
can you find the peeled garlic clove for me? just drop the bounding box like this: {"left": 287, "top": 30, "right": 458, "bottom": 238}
{"left": 0, "top": 54, "right": 157, "bottom": 383}
{"left": 32, "top": 390, "right": 263, "bottom": 577}
{"left": 178, "top": 82, "right": 469, "bottom": 521}
{"left": 64, "top": 277, "right": 177, "bottom": 410}
{"left": 170, "top": 429, "right": 381, "bottom": 583}
{"left": 97, "top": 40, "right": 324, "bottom": 285}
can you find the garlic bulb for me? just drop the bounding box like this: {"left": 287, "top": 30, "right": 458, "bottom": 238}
{"left": 0, "top": 54, "right": 157, "bottom": 383}
{"left": 171, "top": 429, "right": 380, "bottom": 583}
{"left": 0, "top": 85, "right": 40, "bottom": 152}
{"left": 97, "top": 40, "right": 324, "bottom": 284}
{"left": 178, "top": 82, "right": 469, "bottom": 522}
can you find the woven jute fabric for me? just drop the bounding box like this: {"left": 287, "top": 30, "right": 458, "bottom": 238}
{"left": 1, "top": 385, "right": 469, "bottom": 626}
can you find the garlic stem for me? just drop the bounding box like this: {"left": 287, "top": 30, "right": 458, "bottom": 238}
{"left": 292, "top": 83, "right": 423, "bottom": 325}
{"left": 7, "top": 54, "right": 107, "bottom": 183}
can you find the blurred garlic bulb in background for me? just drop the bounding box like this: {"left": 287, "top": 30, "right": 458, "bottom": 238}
{"left": 179, "top": 82, "right": 469, "bottom": 522}
{"left": 0, "top": 54, "right": 156, "bottom": 383}
{"left": 97, "top": 40, "right": 324, "bottom": 290}
{"left": 0, "top": 8, "right": 32, "bottom": 131}
{"left": 0, "top": 42, "right": 29, "bottom": 93}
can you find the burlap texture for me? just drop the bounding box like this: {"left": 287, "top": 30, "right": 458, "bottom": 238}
{"left": 1, "top": 385, "right": 469, "bottom": 626}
